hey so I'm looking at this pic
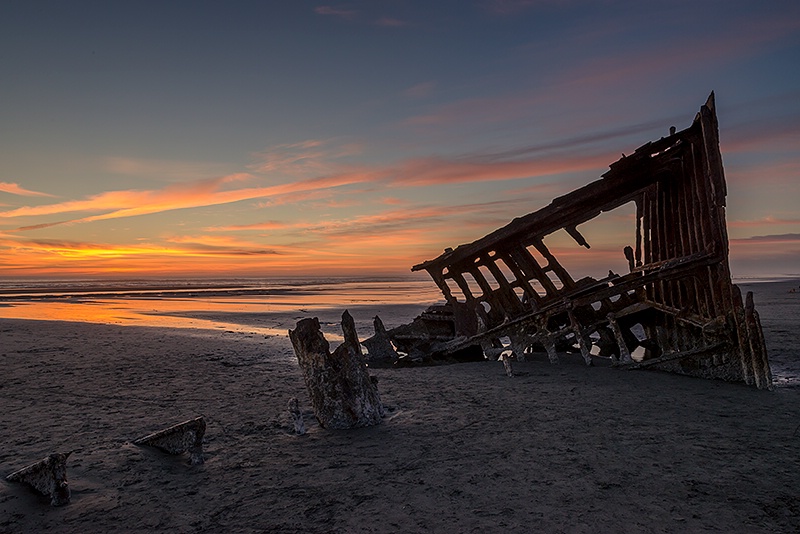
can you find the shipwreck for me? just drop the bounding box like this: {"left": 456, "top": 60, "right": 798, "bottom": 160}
{"left": 368, "top": 94, "right": 772, "bottom": 390}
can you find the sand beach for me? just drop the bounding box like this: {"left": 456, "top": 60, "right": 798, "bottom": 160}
{"left": 1, "top": 279, "right": 799, "bottom": 533}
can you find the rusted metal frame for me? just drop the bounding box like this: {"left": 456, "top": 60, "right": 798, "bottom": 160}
{"left": 744, "top": 291, "right": 772, "bottom": 388}
{"left": 567, "top": 305, "right": 593, "bottom": 365}
{"left": 653, "top": 179, "right": 669, "bottom": 308}
{"left": 688, "top": 140, "right": 721, "bottom": 318}
{"left": 663, "top": 176, "right": 680, "bottom": 310}
{"left": 467, "top": 264, "right": 494, "bottom": 299}
{"left": 531, "top": 238, "right": 575, "bottom": 290}
{"left": 641, "top": 190, "right": 653, "bottom": 301}
{"left": 730, "top": 285, "right": 757, "bottom": 386}
{"left": 499, "top": 250, "right": 541, "bottom": 311}
{"left": 675, "top": 154, "right": 709, "bottom": 320}
{"left": 433, "top": 253, "right": 718, "bottom": 358}
{"left": 623, "top": 341, "right": 729, "bottom": 370}
{"left": 639, "top": 300, "right": 709, "bottom": 330}
{"left": 510, "top": 245, "right": 558, "bottom": 296}
{"left": 449, "top": 271, "right": 474, "bottom": 301}
{"left": 429, "top": 269, "right": 455, "bottom": 304}
{"left": 481, "top": 253, "right": 525, "bottom": 316}
{"left": 670, "top": 169, "right": 694, "bottom": 314}
{"left": 698, "top": 101, "right": 733, "bottom": 310}
{"left": 634, "top": 196, "right": 643, "bottom": 269}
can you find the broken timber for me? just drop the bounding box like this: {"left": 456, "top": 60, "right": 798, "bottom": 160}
{"left": 289, "top": 311, "right": 384, "bottom": 429}
{"left": 133, "top": 416, "right": 206, "bottom": 465}
{"left": 370, "top": 94, "right": 772, "bottom": 389}
{"left": 6, "top": 452, "right": 72, "bottom": 506}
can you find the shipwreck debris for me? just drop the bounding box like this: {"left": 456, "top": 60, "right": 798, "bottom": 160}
{"left": 360, "top": 316, "right": 399, "bottom": 367}
{"left": 366, "top": 94, "right": 772, "bottom": 389}
{"left": 6, "top": 452, "right": 72, "bottom": 506}
{"left": 288, "top": 397, "right": 307, "bottom": 435}
{"left": 133, "top": 416, "right": 206, "bottom": 465}
{"left": 289, "top": 310, "right": 384, "bottom": 429}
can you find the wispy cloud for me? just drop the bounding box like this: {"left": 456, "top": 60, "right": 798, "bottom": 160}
{"left": 104, "top": 157, "right": 231, "bottom": 181}
{"left": 375, "top": 17, "right": 406, "bottom": 27}
{"left": 314, "top": 5, "right": 358, "bottom": 19}
{"left": 404, "top": 81, "right": 437, "bottom": 99}
{"left": 730, "top": 233, "right": 800, "bottom": 244}
{"left": 728, "top": 217, "right": 800, "bottom": 228}
{"left": 0, "top": 182, "right": 54, "bottom": 197}
{"left": 405, "top": 12, "right": 800, "bottom": 131}
{"left": 205, "top": 221, "right": 289, "bottom": 232}
{"left": 484, "top": 0, "right": 550, "bottom": 15}
{"left": 2, "top": 139, "right": 613, "bottom": 228}
{"left": 0, "top": 173, "right": 254, "bottom": 221}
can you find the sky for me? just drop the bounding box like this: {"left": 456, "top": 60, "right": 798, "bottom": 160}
{"left": 1, "top": 0, "right": 798, "bottom": 280}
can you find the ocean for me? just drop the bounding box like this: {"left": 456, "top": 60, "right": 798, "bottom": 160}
{"left": 0, "top": 276, "right": 797, "bottom": 386}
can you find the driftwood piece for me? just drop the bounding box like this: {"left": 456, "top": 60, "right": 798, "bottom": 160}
{"left": 289, "top": 311, "right": 384, "bottom": 429}
{"left": 361, "top": 316, "right": 399, "bottom": 366}
{"left": 133, "top": 416, "right": 206, "bottom": 465}
{"left": 6, "top": 452, "right": 72, "bottom": 506}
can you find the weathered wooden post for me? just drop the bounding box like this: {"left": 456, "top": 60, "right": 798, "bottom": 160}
{"left": 6, "top": 452, "right": 72, "bottom": 506}
{"left": 289, "top": 310, "right": 384, "bottom": 429}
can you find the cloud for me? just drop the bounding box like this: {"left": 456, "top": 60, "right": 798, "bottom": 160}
{"left": 0, "top": 173, "right": 254, "bottom": 222}
{"left": 104, "top": 157, "right": 231, "bottom": 181}
{"left": 484, "top": 0, "right": 551, "bottom": 14}
{"left": 2, "top": 136, "right": 615, "bottom": 229}
{"left": 730, "top": 233, "right": 800, "bottom": 243}
{"left": 375, "top": 17, "right": 406, "bottom": 27}
{"left": 384, "top": 151, "right": 610, "bottom": 186}
{"left": 205, "top": 221, "right": 289, "bottom": 232}
{"left": 314, "top": 6, "right": 358, "bottom": 18}
{"left": 0, "top": 182, "right": 54, "bottom": 197}
{"left": 728, "top": 217, "right": 800, "bottom": 228}
{"left": 249, "top": 139, "right": 363, "bottom": 177}
{"left": 404, "top": 81, "right": 437, "bottom": 99}
{"left": 405, "top": 12, "right": 800, "bottom": 131}
{"left": 11, "top": 221, "right": 74, "bottom": 232}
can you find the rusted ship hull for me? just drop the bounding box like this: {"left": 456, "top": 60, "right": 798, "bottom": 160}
{"left": 377, "top": 94, "right": 772, "bottom": 389}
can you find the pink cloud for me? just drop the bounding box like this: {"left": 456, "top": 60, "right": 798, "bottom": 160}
{"left": 405, "top": 14, "right": 800, "bottom": 131}
{"left": 375, "top": 17, "right": 405, "bottom": 27}
{"left": 204, "top": 221, "right": 290, "bottom": 232}
{"left": 404, "top": 81, "right": 437, "bottom": 99}
{"left": 314, "top": 6, "right": 358, "bottom": 18}
{"left": 0, "top": 182, "right": 54, "bottom": 197}
{"left": 728, "top": 217, "right": 800, "bottom": 228}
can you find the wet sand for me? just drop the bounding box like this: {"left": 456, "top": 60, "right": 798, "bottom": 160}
{"left": 1, "top": 281, "right": 799, "bottom": 533}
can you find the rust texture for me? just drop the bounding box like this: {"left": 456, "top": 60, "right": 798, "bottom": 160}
{"left": 387, "top": 94, "right": 772, "bottom": 389}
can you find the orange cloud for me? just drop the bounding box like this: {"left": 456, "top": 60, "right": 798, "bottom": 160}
{"left": 0, "top": 173, "right": 253, "bottom": 220}
{"left": 2, "top": 144, "right": 608, "bottom": 229}
{"left": 0, "top": 182, "right": 54, "bottom": 197}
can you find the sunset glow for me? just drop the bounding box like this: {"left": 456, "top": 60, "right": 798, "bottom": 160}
{"left": 1, "top": 2, "right": 798, "bottom": 280}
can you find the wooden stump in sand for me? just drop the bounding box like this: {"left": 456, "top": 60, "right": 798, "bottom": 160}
{"left": 6, "top": 451, "right": 72, "bottom": 506}
{"left": 289, "top": 310, "right": 384, "bottom": 429}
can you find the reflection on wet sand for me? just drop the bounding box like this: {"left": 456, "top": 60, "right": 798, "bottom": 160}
{"left": 0, "top": 280, "right": 443, "bottom": 339}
